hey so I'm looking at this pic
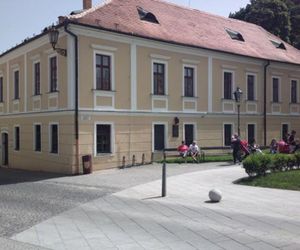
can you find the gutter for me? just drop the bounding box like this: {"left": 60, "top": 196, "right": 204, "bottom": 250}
{"left": 264, "top": 60, "right": 270, "bottom": 146}
{"left": 64, "top": 22, "right": 80, "bottom": 174}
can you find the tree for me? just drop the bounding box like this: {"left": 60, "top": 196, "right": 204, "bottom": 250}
{"left": 229, "top": 0, "right": 300, "bottom": 48}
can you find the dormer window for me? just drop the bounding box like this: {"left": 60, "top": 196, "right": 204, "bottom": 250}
{"left": 270, "top": 40, "right": 286, "bottom": 50}
{"left": 137, "top": 6, "right": 159, "bottom": 24}
{"left": 226, "top": 28, "right": 244, "bottom": 42}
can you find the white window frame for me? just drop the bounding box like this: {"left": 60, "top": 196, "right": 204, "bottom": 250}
{"left": 152, "top": 122, "right": 168, "bottom": 152}
{"left": 246, "top": 123, "right": 256, "bottom": 143}
{"left": 33, "top": 60, "right": 41, "bottom": 96}
{"left": 94, "top": 122, "right": 115, "bottom": 156}
{"left": 13, "top": 125, "right": 20, "bottom": 151}
{"left": 223, "top": 123, "right": 234, "bottom": 146}
{"left": 49, "top": 122, "right": 59, "bottom": 155}
{"left": 93, "top": 50, "right": 115, "bottom": 91}
{"left": 222, "top": 70, "right": 235, "bottom": 100}
{"left": 48, "top": 54, "right": 59, "bottom": 92}
{"left": 183, "top": 122, "right": 197, "bottom": 145}
{"left": 33, "top": 123, "right": 42, "bottom": 152}
{"left": 290, "top": 79, "right": 299, "bottom": 104}
{"left": 246, "top": 73, "right": 257, "bottom": 101}
{"left": 151, "top": 59, "right": 168, "bottom": 96}
{"left": 271, "top": 76, "right": 281, "bottom": 103}
{"left": 182, "top": 64, "right": 197, "bottom": 98}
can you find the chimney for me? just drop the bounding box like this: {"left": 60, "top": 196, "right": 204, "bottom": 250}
{"left": 83, "top": 0, "right": 92, "bottom": 9}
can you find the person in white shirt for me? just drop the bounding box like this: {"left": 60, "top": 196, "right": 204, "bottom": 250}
{"left": 188, "top": 141, "right": 200, "bottom": 162}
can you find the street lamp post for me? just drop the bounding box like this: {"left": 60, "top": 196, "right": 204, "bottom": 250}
{"left": 233, "top": 87, "right": 243, "bottom": 136}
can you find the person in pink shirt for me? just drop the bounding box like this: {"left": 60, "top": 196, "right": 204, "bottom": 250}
{"left": 177, "top": 141, "right": 189, "bottom": 158}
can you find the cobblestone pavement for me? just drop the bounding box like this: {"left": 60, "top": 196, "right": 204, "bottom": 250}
{"left": 0, "top": 162, "right": 225, "bottom": 245}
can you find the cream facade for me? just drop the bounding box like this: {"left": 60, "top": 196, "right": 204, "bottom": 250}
{"left": 0, "top": 23, "right": 300, "bottom": 173}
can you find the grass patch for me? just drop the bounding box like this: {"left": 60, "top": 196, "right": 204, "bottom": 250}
{"left": 238, "top": 170, "right": 300, "bottom": 191}
{"left": 161, "top": 154, "right": 232, "bottom": 164}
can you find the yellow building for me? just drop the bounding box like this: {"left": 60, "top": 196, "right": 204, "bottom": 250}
{"left": 0, "top": 0, "right": 300, "bottom": 173}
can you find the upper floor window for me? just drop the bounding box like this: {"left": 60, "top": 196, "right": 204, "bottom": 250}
{"left": 96, "top": 54, "right": 111, "bottom": 91}
{"left": 247, "top": 74, "right": 255, "bottom": 101}
{"left": 272, "top": 77, "right": 280, "bottom": 103}
{"left": 34, "top": 62, "right": 41, "bottom": 95}
{"left": 184, "top": 67, "right": 194, "bottom": 97}
{"left": 291, "top": 80, "right": 298, "bottom": 104}
{"left": 223, "top": 71, "right": 233, "bottom": 100}
{"left": 153, "top": 63, "right": 165, "bottom": 95}
{"left": 0, "top": 77, "right": 3, "bottom": 102}
{"left": 49, "top": 56, "right": 57, "bottom": 92}
{"left": 14, "top": 70, "right": 19, "bottom": 100}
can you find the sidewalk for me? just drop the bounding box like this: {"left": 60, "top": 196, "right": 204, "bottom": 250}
{"left": 12, "top": 166, "right": 300, "bottom": 250}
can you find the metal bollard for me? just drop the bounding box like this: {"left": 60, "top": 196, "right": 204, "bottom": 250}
{"left": 142, "top": 153, "right": 145, "bottom": 165}
{"left": 122, "top": 156, "right": 126, "bottom": 169}
{"left": 162, "top": 151, "right": 167, "bottom": 197}
{"left": 132, "top": 154, "right": 136, "bottom": 166}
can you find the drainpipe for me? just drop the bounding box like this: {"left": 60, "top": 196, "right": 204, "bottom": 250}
{"left": 264, "top": 60, "right": 270, "bottom": 146}
{"left": 64, "top": 22, "right": 80, "bottom": 174}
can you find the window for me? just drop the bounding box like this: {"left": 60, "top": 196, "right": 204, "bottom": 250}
{"left": 34, "top": 62, "right": 41, "bottom": 95}
{"left": 0, "top": 76, "right": 3, "bottom": 102}
{"left": 14, "top": 126, "right": 20, "bottom": 151}
{"left": 50, "top": 56, "right": 57, "bottom": 92}
{"left": 184, "top": 124, "right": 194, "bottom": 146}
{"left": 50, "top": 124, "right": 58, "bottom": 154}
{"left": 153, "top": 63, "right": 165, "bottom": 95}
{"left": 224, "top": 124, "right": 232, "bottom": 146}
{"left": 247, "top": 124, "right": 255, "bottom": 144}
{"left": 270, "top": 40, "right": 286, "bottom": 50}
{"left": 224, "top": 72, "right": 233, "bottom": 100}
{"left": 96, "top": 124, "right": 111, "bottom": 154}
{"left": 247, "top": 74, "right": 255, "bottom": 101}
{"left": 184, "top": 67, "right": 194, "bottom": 97}
{"left": 137, "top": 6, "right": 159, "bottom": 24}
{"left": 226, "top": 29, "right": 244, "bottom": 42}
{"left": 154, "top": 124, "right": 165, "bottom": 150}
{"left": 14, "top": 70, "right": 19, "bottom": 100}
{"left": 34, "top": 124, "right": 41, "bottom": 152}
{"left": 272, "top": 77, "right": 279, "bottom": 103}
{"left": 291, "top": 80, "right": 297, "bottom": 104}
{"left": 96, "top": 54, "right": 111, "bottom": 91}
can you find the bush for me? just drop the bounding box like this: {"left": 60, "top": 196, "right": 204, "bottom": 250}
{"left": 294, "top": 152, "right": 300, "bottom": 169}
{"left": 243, "top": 154, "right": 271, "bottom": 177}
{"left": 271, "top": 154, "right": 288, "bottom": 172}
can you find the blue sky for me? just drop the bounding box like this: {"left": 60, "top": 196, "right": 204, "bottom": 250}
{"left": 0, "top": 0, "right": 249, "bottom": 53}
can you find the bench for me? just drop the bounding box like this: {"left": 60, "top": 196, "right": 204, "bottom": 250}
{"left": 198, "top": 146, "right": 232, "bottom": 161}
{"left": 163, "top": 148, "right": 205, "bottom": 163}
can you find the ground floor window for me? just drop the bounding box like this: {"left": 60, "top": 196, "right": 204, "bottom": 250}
{"left": 154, "top": 124, "right": 165, "bottom": 151}
{"left": 96, "top": 124, "right": 112, "bottom": 154}
{"left": 184, "top": 124, "right": 194, "bottom": 146}
{"left": 224, "top": 124, "right": 232, "bottom": 146}
{"left": 50, "top": 124, "right": 58, "bottom": 154}
{"left": 247, "top": 124, "right": 255, "bottom": 144}
{"left": 14, "top": 126, "right": 20, "bottom": 151}
{"left": 34, "top": 124, "right": 41, "bottom": 152}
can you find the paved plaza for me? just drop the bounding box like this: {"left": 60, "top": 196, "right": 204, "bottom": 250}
{"left": 9, "top": 165, "right": 300, "bottom": 250}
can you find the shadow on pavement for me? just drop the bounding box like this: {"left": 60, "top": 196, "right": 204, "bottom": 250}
{"left": 0, "top": 167, "right": 67, "bottom": 185}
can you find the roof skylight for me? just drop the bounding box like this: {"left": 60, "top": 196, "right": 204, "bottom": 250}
{"left": 270, "top": 40, "right": 286, "bottom": 50}
{"left": 137, "top": 6, "right": 159, "bottom": 24}
{"left": 226, "top": 28, "right": 245, "bottom": 42}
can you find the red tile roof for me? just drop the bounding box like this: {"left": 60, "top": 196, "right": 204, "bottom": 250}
{"left": 67, "top": 0, "right": 300, "bottom": 65}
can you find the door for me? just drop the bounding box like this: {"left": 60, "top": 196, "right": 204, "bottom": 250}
{"left": 184, "top": 124, "right": 194, "bottom": 146}
{"left": 2, "top": 133, "right": 8, "bottom": 166}
{"left": 154, "top": 124, "right": 165, "bottom": 151}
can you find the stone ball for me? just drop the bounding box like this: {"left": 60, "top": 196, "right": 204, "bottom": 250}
{"left": 208, "top": 188, "right": 222, "bottom": 202}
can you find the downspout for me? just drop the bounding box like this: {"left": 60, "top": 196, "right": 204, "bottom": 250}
{"left": 264, "top": 60, "right": 270, "bottom": 146}
{"left": 64, "top": 22, "right": 80, "bottom": 174}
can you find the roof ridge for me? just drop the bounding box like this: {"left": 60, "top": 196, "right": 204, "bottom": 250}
{"left": 67, "top": 0, "right": 113, "bottom": 19}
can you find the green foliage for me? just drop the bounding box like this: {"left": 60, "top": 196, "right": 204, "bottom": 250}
{"left": 243, "top": 154, "right": 271, "bottom": 176}
{"left": 230, "top": 0, "right": 300, "bottom": 49}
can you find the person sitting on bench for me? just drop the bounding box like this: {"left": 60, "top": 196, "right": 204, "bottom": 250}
{"left": 177, "top": 141, "right": 189, "bottom": 158}
{"left": 188, "top": 141, "right": 200, "bottom": 162}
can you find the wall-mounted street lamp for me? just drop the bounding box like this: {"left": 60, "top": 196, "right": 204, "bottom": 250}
{"left": 48, "top": 26, "right": 67, "bottom": 57}
{"left": 233, "top": 87, "right": 243, "bottom": 136}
